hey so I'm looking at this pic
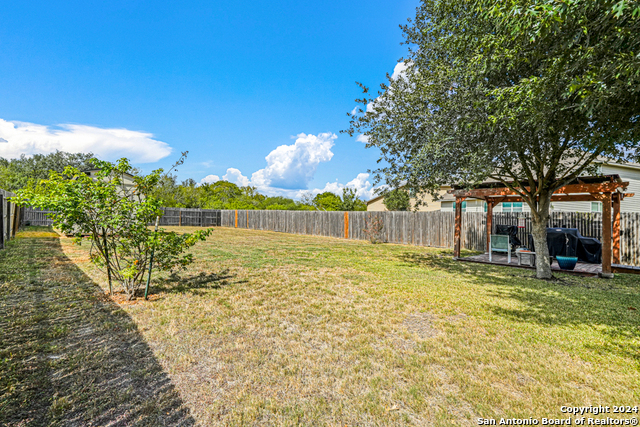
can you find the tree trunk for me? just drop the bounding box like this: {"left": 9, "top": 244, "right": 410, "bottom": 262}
{"left": 531, "top": 196, "right": 553, "bottom": 279}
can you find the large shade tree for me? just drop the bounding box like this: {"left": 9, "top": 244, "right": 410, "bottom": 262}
{"left": 347, "top": 0, "right": 640, "bottom": 278}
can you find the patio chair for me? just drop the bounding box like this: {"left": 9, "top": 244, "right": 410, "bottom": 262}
{"left": 489, "top": 234, "right": 511, "bottom": 263}
{"left": 495, "top": 224, "right": 522, "bottom": 251}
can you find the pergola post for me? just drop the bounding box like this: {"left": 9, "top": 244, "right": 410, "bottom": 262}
{"left": 612, "top": 193, "right": 621, "bottom": 265}
{"left": 486, "top": 199, "right": 493, "bottom": 253}
{"left": 601, "top": 192, "right": 613, "bottom": 276}
{"left": 454, "top": 196, "right": 465, "bottom": 258}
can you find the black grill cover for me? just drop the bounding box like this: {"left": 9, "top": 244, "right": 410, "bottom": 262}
{"left": 527, "top": 228, "right": 602, "bottom": 264}
{"left": 496, "top": 224, "right": 522, "bottom": 248}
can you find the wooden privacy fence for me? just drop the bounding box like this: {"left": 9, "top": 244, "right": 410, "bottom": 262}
{"left": 22, "top": 207, "right": 222, "bottom": 228}
{"left": 19, "top": 206, "right": 640, "bottom": 266}
{"left": 156, "top": 208, "right": 221, "bottom": 227}
{"left": 221, "top": 210, "right": 478, "bottom": 249}
{"left": 0, "top": 189, "right": 20, "bottom": 249}
{"left": 222, "top": 209, "right": 640, "bottom": 267}
{"left": 22, "top": 207, "right": 56, "bottom": 226}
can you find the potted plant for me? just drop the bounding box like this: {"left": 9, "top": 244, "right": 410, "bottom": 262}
{"left": 556, "top": 233, "right": 578, "bottom": 270}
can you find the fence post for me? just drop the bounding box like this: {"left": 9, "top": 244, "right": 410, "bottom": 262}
{"left": 344, "top": 211, "right": 349, "bottom": 239}
{"left": 0, "top": 194, "right": 3, "bottom": 249}
{"left": 235, "top": 210, "right": 238, "bottom": 228}
{"left": 12, "top": 202, "right": 19, "bottom": 238}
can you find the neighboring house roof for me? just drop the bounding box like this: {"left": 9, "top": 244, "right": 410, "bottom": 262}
{"left": 84, "top": 169, "right": 136, "bottom": 180}
{"left": 597, "top": 159, "right": 640, "bottom": 171}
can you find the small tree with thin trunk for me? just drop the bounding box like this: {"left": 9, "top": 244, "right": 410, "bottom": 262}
{"left": 346, "top": 0, "right": 640, "bottom": 278}
{"left": 13, "top": 158, "right": 212, "bottom": 299}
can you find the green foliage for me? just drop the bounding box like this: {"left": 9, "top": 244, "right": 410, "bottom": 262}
{"left": 0, "top": 151, "right": 95, "bottom": 192}
{"left": 149, "top": 178, "right": 315, "bottom": 210}
{"left": 383, "top": 189, "right": 410, "bottom": 211}
{"left": 347, "top": 0, "right": 640, "bottom": 277}
{"left": 313, "top": 192, "right": 343, "bottom": 211}
{"left": 340, "top": 188, "right": 367, "bottom": 211}
{"left": 309, "top": 189, "right": 367, "bottom": 211}
{"left": 13, "top": 158, "right": 212, "bottom": 299}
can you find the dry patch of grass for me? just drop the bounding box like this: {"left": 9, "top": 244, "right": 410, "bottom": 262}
{"left": 57, "top": 226, "right": 640, "bottom": 426}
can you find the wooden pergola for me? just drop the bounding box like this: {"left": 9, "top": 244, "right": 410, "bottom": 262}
{"left": 448, "top": 175, "right": 634, "bottom": 275}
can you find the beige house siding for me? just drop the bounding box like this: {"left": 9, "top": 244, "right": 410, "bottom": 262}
{"left": 86, "top": 169, "right": 138, "bottom": 197}
{"left": 602, "top": 163, "right": 640, "bottom": 213}
{"left": 367, "top": 187, "right": 450, "bottom": 212}
{"left": 366, "top": 197, "right": 387, "bottom": 212}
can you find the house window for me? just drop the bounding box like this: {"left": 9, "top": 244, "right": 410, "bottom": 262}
{"left": 452, "top": 201, "right": 467, "bottom": 212}
{"left": 591, "top": 202, "right": 602, "bottom": 212}
{"left": 501, "top": 202, "right": 523, "bottom": 213}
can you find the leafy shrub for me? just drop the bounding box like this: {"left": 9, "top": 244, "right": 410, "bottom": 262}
{"left": 13, "top": 158, "right": 212, "bottom": 300}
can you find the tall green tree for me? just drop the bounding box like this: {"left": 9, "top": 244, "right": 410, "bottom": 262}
{"left": 313, "top": 192, "right": 343, "bottom": 211}
{"left": 383, "top": 189, "right": 410, "bottom": 211}
{"left": 340, "top": 188, "right": 367, "bottom": 211}
{"left": 0, "top": 151, "right": 95, "bottom": 191}
{"left": 348, "top": 0, "right": 640, "bottom": 278}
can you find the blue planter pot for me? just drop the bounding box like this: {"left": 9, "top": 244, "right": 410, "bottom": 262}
{"left": 556, "top": 256, "right": 578, "bottom": 270}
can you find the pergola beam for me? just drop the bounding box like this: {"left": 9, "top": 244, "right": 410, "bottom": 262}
{"left": 451, "top": 181, "right": 629, "bottom": 198}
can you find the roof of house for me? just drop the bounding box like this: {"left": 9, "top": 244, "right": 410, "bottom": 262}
{"left": 84, "top": 169, "right": 136, "bottom": 179}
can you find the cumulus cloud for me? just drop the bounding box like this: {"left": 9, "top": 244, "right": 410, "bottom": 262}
{"left": 312, "top": 173, "right": 375, "bottom": 201}
{"left": 196, "top": 132, "right": 379, "bottom": 202}
{"left": 250, "top": 132, "right": 336, "bottom": 190}
{"left": 356, "top": 134, "right": 369, "bottom": 144}
{"left": 223, "top": 168, "right": 250, "bottom": 187}
{"left": 391, "top": 61, "right": 409, "bottom": 80}
{"left": 0, "top": 119, "right": 172, "bottom": 163}
{"left": 199, "top": 174, "right": 220, "bottom": 185}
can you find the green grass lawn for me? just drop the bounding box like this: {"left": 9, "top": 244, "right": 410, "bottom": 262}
{"left": 3, "top": 226, "right": 640, "bottom": 426}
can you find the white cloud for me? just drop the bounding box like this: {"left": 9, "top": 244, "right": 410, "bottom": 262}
{"left": 356, "top": 134, "right": 369, "bottom": 144}
{"left": 223, "top": 168, "right": 250, "bottom": 187}
{"left": 312, "top": 172, "right": 376, "bottom": 201}
{"left": 250, "top": 132, "right": 336, "bottom": 190}
{"left": 350, "top": 106, "right": 358, "bottom": 115}
{"left": 391, "top": 61, "right": 409, "bottom": 80}
{"left": 199, "top": 174, "right": 220, "bottom": 185}
{"left": 0, "top": 119, "right": 172, "bottom": 163}
{"left": 196, "top": 132, "right": 380, "bottom": 202}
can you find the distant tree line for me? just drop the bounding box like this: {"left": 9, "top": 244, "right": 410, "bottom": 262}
{"left": 1, "top": 151, "right": 367, "bottom": 211}
{"left": 0, "top": 151, "right": 96, "bottom": 192}
{"left": 150, "top": 176, "right": 367, "bottom": 211}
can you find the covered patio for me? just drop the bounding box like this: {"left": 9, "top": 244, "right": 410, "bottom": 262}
{"left": 449, "top": 175, "right": 634, "bottom": 277}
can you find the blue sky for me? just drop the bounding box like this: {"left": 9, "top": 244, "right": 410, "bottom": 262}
{"left": 0, "top": 0, "right": 418, "bottom": 200}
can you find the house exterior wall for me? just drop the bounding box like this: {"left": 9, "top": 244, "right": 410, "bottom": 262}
{"left": 366, "top": 197, "right": 387, "bottom": 212}
{"left": 602, "top": 163, "right": 640, "bottom": 212}
{"left": 367, "top": 188, "right": 449, "bottom": 212}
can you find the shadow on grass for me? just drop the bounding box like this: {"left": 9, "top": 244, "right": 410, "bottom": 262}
{"left": 396, "top": 251, "right": 640, "bottom": 363}
{"left": 0, "top": 230, "right": 196, "bottom": 426}
{"left": 151, "top": 270, "right": 246, "bottom": 296}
